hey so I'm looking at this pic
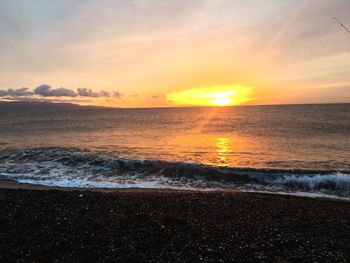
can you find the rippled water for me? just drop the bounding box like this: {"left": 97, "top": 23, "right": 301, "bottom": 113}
{"left": 0, "top": 104, "right": 349, "bottom": 198}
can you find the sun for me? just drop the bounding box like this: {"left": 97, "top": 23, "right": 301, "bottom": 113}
{"left": 212, "top": 97, "right": 232, "bottom": 106}
{"left": 210, "top": 90, "right": 236, "bottom": 106}
{"left": 167, "top": 85, "right": 254, "bottom": 107}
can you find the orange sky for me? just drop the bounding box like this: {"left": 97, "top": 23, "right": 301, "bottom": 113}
{"left": 0, "top": 0, "right": 349, "bottom": 107}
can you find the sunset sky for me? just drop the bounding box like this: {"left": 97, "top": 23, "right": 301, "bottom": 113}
{"left": 0, "top": 0, "right": 349, "bottom": 107}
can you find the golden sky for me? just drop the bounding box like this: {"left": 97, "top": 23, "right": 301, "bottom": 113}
{"left": 0, "top": 0, "right": 349, "bottom": 107}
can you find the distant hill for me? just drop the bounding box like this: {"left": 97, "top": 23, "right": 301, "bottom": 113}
{"left": 0, "top": 101, "right": 111, "bottom": 110}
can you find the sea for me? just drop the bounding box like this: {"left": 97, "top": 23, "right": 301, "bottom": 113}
{"left": 0, "top": 104, "right": 349, "bottom": 199}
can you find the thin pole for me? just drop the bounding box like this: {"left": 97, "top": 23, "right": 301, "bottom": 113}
{"left": 333, "top": 17, "right": 350, "bottom": 35}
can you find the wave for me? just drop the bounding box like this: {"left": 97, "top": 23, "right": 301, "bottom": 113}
{"left": 0, "top": 147, "right": 349, "bottom": 198}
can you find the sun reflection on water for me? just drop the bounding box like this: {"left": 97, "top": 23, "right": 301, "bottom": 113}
{"left": 216, "top": 137, "right": 232, "bottom": 166}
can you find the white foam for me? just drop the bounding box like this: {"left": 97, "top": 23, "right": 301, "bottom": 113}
{"left": 1, "top": 147, "right": 350, "bottom": 200}
{"left": 8, "top": 177, "right": 350, "bottom": 201}
{"left": 271, "top": 173, "right": 350, "bottom": 190}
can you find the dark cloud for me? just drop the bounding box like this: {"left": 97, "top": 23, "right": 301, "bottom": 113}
{"left": 77, "top": 88, "right": 124, "bottom": 98}
{"left": 0, "top": 87, "right": 33, "bottom": 97}
{"left": 77, "top": 88, "right": 103, "bottom": 97}
{"left": 2, "top": 97, "right": 93, "bottom": 104}
{"left": 34, "top": 84, "right": 77, "bottom": 97}
{"left": 0, "top": 84, "right": 124, "bottom": 101}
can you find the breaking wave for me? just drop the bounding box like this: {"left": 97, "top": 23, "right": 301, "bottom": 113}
{"left": 0, "top": 147, "right": 349, "bottom": 199}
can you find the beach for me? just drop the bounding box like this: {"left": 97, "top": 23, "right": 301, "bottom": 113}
{"left": 0, "top": 181, "right": 349, "bottom": 262}
{"left": 1, "top": 0, "right": 350, "bottom": 261}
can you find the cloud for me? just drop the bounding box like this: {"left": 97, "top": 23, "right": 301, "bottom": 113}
{"left": 2, "top": 97, "right": 93, "bottom": 104}
{"left": 34, "top": 84, "right": 77, "bottom": 97}
{"left": 112, "top": 91, "right": 124, "bottom": 98}
{"left": 77, "top": 88, "right": 124, "bottom": 98}
{"left": 0, "top": 84, "right": 124, "bottom": 101}
{"left": 0, "top": 87, "right": 33, "bottom": 97}
{"left": 78, "top": 88, "right": 103, "bottom": 97}
{"left": 151, "top": 93, "right": 166, "bottom": 100}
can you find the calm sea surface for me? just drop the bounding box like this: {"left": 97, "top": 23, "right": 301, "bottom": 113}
{"left": 1, "top": 104, "right": 350, "bottom": 198}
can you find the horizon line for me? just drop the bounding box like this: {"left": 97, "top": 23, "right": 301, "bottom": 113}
{"left": 1, "top": 100, "right": 349, "bottom": 110}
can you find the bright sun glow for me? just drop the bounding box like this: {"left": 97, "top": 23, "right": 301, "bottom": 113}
{"left": 212, "top": 97, "right": 232, "bottom": 106}
{"left": 167, "top": 85, "right": 254, "bottom": 107}
{"left": 210, "top": 90, "right": 236, "bottom": 106}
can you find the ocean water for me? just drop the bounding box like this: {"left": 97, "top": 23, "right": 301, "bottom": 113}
{"left": 0, "top": 104, "right": 349, "bottom": 198}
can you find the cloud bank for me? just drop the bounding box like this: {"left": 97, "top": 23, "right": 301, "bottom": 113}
{"left": 0, "top": 87, "right": 33, "bottom": 97}
{"left": 35, "top": 84, "right": 77, "bottom": 97}
{"left": 0, "top": 85, "right": 124, "bottom": 101}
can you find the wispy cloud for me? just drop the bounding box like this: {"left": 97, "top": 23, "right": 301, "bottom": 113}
{"left": 151, "top": 93, "right": 166, "bottom": 100}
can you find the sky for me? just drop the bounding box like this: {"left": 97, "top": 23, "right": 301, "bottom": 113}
{"left": 0, "top": 0, "right": 349, "bottom": 107}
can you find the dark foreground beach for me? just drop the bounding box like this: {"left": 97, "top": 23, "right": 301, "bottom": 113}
{"left": 0, "top": 182, "right": 349, "bottom": 262}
